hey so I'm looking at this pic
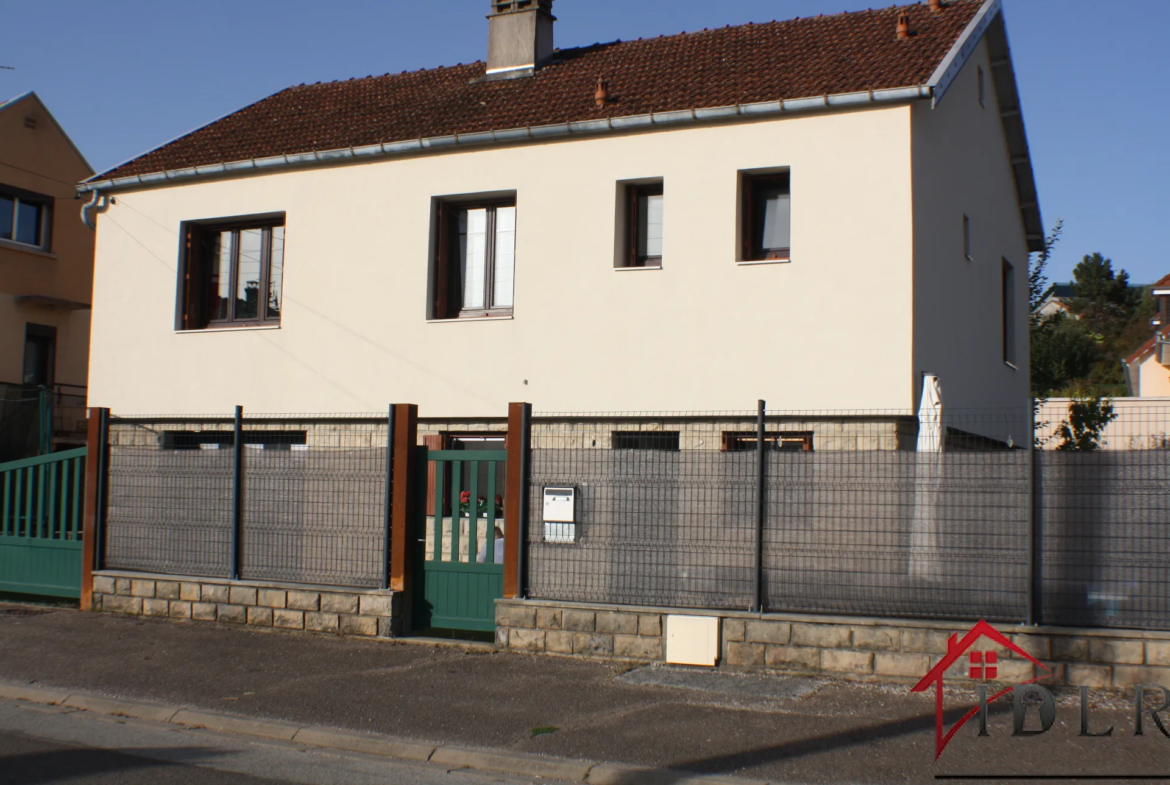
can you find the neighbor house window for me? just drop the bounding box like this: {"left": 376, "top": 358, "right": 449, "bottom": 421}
{"left": 180, "top": 216, "right": 285, "bottom": 330}
{"left": 0, "top": 185, "right": 52, "bottom": 250}
{"left": 741, "top": 172, "right": 791, "bottom": 262}
{"left": 963, "top": 215, "right": 972, "bottom": 261}
{"left": 622, "top": 182, "right": 664, "bottom": 267}
{"left": 612, "top": 432, "right": 680, "bottom": 451}
{"left": 722, "top": 432, "right": 814, "bottom": 452}
{"left": 161, "top": 431, "right": 306, "bottom": 450}
{"left": 433, "top": 199, "right": 516, "bottom": 319}
{"left": 1002, "top": 259, "right": 1016, "bottom": 367}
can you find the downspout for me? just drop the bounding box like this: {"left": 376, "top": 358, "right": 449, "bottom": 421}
{"left": 81, "top": 190, "right": 110, "bottom": 230}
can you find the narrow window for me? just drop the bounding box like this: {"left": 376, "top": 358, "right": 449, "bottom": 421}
{"left": 180, "top": 216, "right": 285, "bottom": 330}
{"left": 1002, "top": 259, "right": 1017, "bottom": 367}
{"left": 612, "top": 432, "right": 680, "bottom": 451}
{"left": 0, "top": 186, "right": 52, "bottom": 250}
{"left": 623, "top": 183, "right": 664, "bottom": 267}
{"left": 963, "top": 214, "right": 972, "bottom": 261}
{"left": 22, "top": 324, "right": 56, "bottom": 386}
{"left": 977, "top": 66, "right": 986, "bottom": 107}
{"left": 741, "top": 172, "right": 791, "bottom": 262}
{"left": 433, "top": 199, "right": 516, "bottom": 318}
{"left": 161, "top": 431, "right": 306, "bottom": 450}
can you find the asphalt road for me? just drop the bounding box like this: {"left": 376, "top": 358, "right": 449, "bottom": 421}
{"left": 0, "top": 700, "right": 551, "bottom": 785}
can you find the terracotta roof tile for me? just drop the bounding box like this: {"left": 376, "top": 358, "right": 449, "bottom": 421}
{"left": 99, "top": 1, "right": 982, "bottom": 181}
{"left": 1152, "top": 273, "right": 1170, "bottom": 290}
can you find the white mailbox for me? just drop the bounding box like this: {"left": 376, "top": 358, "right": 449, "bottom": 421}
{"left": 543, "top": 487, "right": 576, "bottom": 544}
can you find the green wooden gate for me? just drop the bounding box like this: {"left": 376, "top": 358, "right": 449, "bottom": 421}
{"left": 413, "top": 448, "right": 506, "bottom": 633}
{"left": 0, "top": 448, "right": 87, "bottom": 599}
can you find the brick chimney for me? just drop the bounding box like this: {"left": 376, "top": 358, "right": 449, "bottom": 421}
{"left": 487, "top": 0, "right": 556, "bottom": 78}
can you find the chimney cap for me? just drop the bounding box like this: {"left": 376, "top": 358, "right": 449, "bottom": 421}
{"left": 896, "top": 13, "right": 912, "bottom": 40}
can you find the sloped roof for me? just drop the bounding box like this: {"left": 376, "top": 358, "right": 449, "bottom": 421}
{"left": 96, "top": 0, "right": 983, "bottom": 182}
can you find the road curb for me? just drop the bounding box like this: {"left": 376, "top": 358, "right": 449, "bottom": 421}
{"left": 0, "top": 681, "right": 771, "bottom": 784}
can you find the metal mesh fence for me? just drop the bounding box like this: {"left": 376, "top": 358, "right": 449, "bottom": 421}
{"left": 0, "top": 383, "right": 41, "bottom": 463}
{"left": 240, "top": 418, "right": 386, "bottom": 587}
{"left": 1038, "top": 450, "right": 1170, "bottom": 629}
{"left": 105, "top": 419, "right": 234, "bottom": 577}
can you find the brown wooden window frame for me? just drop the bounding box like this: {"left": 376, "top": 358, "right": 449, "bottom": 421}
{"left": 0, "top": 183, "right": 53, "bottom": 252}
{"left": 622, "top": 182, "right": 664, "bottom": 268}
{"left": 432, "top": 198, "right": 517, "bottom": 320}
{"left": 740, "top": 172, "right": 791, "bottom": 263}
{"left": 721, "top": 431, "right": 814, "bottom": 452}
{"left": 178, "top": 214, "right": 286, "bottom": 331}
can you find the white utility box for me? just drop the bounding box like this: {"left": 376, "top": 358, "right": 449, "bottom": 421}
{"left": 543, "top": 487, "right": 576, "bottom": 543}
{"left": 665, "top": 615, "right": 720, "bottom": 667}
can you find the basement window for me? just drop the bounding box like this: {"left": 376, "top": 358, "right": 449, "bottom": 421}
{"left": 161, "top": 431, "right": 307, "bottom": 450}
{"left": 722, "top": 432, "right": 814, "bottom": 452}
{"left": 179, "top": 215, "right": 285, "bottom": 330}
{"left": 612, "top": 432, "right": 680, "bottom": 451}
{"left": 740, "top": 172, "right": 791, "bottom": 262}
{"left": 432, "top": 198, "right": 516, "bottom": 319}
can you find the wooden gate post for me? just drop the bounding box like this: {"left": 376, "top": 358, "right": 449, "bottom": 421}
{"left": 504, "top": 402, "right": 531, "bottom": 599}
{"left": 81, "top": 407, "right": 109, "bottom": 611}
{"left": 389, "top": 404, "right": 419, "bottom": 595}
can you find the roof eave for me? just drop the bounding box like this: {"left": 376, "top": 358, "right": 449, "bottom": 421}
{"left": 929, "top": 0, "right": 1044, "bottom": 254}
{"left": 76, "top": 85, "right": 932, "bottom": 196}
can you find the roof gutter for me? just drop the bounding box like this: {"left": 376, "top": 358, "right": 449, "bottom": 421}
{"left": 77, "top": 85, "right": 930, "bottom": 196}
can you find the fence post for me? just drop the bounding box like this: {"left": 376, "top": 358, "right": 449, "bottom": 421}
{"left": 1027, "top": 421, "right": 1039, "bottom": 626}
{"left": 505, "top": 402, "right": 532, "bottom": 600}
{"left": 388, "top": 404, "right": 418, "bottom": 598}
{"left": 80, "top": 406, "right": 109, "bottom": 611}
{"left": 381, "top": 404, "right": 396, "bottom": 590}
{"left": 231, "top": 405, "right": 244, "bottom": 581}
{"left": 754, "top": 399, "right": 766, "bottom": 613}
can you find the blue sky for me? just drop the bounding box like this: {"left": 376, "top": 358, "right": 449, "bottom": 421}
{"left": 2, "top": 0, "right": 1166, "bottom": 283}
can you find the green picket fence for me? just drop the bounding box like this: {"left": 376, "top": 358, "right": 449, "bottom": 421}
{"left": 0, "top": 447, "right": 87, "bottom": 598}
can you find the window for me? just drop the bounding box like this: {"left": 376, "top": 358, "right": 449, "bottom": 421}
{"left": 612, "top": 432, "right": 680, "bottom": 451}
{"left": 622, "top": 183, "right": 664, "bottom": 267}
{"left": 179, "top": 216, "right": 285, "bottom": 330}
{"left": 722, "top": 432, "right": 814, "bottom": 452}
{"left": 433, "top": 199, "right": 516, "bottom": 319}
{"left": 22, "top": 324, "right": 56, "bottom": 386}
{"left": 963, "top": 214, "right": 972, "bottom": 261}
{"left": 977, "top": 66, "right": 986, "bottom": 107}
{"left": 1002, "top": 259, "right": 1016, "bottom": 367}
{"left": 741, "top": 172, "right": 791, "bottom": 262}
{"left": 0, "top": 186, "right": 52, "bottom": 250}
{"left": 161, "top": 431, "right": 306, "bottom": 450}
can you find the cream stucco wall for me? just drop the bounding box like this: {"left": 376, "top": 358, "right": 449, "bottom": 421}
{"left": 90, "top": 106, "right": 920, "bottom": 416}
{"left": 0, "top": 94, "right": 94, "bottom": 388}
{"left": 1136, "top": 352, "right": 1170, "bottom": 398}
{"left": 910, "top": 38, "right": 1031, "bottom": 417}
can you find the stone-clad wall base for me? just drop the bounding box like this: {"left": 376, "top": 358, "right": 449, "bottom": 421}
{"left": 93, "top": 571, "right": 400, "bottom": 638}
{"left": 496, "top": 599, "right": 1170, "bottom": 689}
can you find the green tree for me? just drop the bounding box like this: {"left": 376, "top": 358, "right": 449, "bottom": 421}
{"left": 1031, "top": 312, "right": 1102, "bottom": 396}
{"left": 1069, "top": 252, "right": 1136, "bottom": 336}
{"left": 1055, "top": 393, "right": 1117, "bottom": 451}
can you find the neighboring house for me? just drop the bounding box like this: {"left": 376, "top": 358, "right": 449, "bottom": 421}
{"left": 81, "top": 0, "right": 1040, "bottom": 421}
{"left": 1122, "top": 274, "right": 1170, "bottom": 398}
{"left": 0, "top": 92, "right": 94, "bottom": 459}
{"left": 1035, "top": 282, "right": 1074, "bottom": 319}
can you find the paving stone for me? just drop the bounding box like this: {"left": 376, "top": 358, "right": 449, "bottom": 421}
{"left": 638, "top": 615, "right": 662, "bottom": 637}
{"left": 179, "top": 583, "right": 202, "bottom": 602}
{"left": 615, "top": 635, "right": 663, "bottom": 660}
{"left": 572, "top": 633, "right": 613, "bottom": 656}
{"left": 142, "top": 599, "right": 170, "bottom": 617}
{"left": 822, "top": 650, "right": 874, "bottom": 674}
{"left": 191, "top": 603, "right": 217, "bottom": 621}
{"left": 247, "top": 606, "right": 274, "bottom": 626}
{"left": 358, "top": 594, "right": 395, "bottom": 617}
{"left": 93, "top": 576, "right": 115, "bottom": 595}
{"left": 274, "top": 609, "right": 304, "bottom": 629}
{"left": 229, "top": 587, "right": 258, "bottom": 606}
{"left": 510, "top": 628, "right": 546, "bottom": 652}
{"left": 102, "top": 595, "right": 142, "bottom": 615}
{"left": 900, "top": 628, "right": 953, "bottom": 655}
{"left": 201, "top": 585, "right": 229, "bottom": 604}
{"left": 1066, "top": 664, "right": 1112, "bottom": 689}
{"left": 745, "top": 621, "right": 791, "bottom": 645}
{"left": 305, "top": 612, "right": 340, "bottom": 633}
{"left": 722, "top": 619, "right": 746, "bottom": 643}
{"left": 169, "top": 601, "right": 192, "bottom": 619}
{"left": 217, "top": 604, "right": 247, "bottom": 624}
{"left": 320, "top": 593, "right": 359, "bottom": 615}
{"left": 130, "top": 580, "right": 156, "bottom": 598}
{"left": 596, "top": 612, "right": 639, "bottom": 635}
{"left": 874, "top": 652, "right": 931, "bottom": 677}
{"left": 765, "top": 646, "right": 820, "bottom": 670}
{"left": 545, "top": 630, "right": 574, "bottom": 654}
{"left": 563, "top": 611, "right": 596, "bottom": 632}
{"left": 1114, "top": 666, "right": 1170, "bottom": 690}
{"left": 340, "top": 615, "right": 378, "bottom": 637}
{"left": 498, "top": 605, "right": 537, "bottom": 629}
{"left": 726, "top": 642, "right": 765, "bottom": 668}
{"left": 257, "top": 589, "right": 286, "bottom": 609}
{"left": 1090, "top": 639, "right": 1144, "bottom": 665}
{"left": 536, "top": 608, "right": 562, "bottom": 630}
{"left": 287, "top": 591, "right": 320, "bottom": 611}
{"left": 853, "top": 627, "right": 901, "bottom": 651}
{"left": 114, "top": 578, "right": 132, "bottom": 596}
{"left": 1051, "top": 636, "right": 1090, "bottom": 661}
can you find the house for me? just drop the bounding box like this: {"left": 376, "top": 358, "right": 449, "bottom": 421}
{"left": 1122, "top": 274, "right": 1170, "bottom": 398}
{"left": 80, "top": 0, "right": 1040, "bottom": 428}
{"left": 0, "top": 92, "right": 94, "bottom": 460}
